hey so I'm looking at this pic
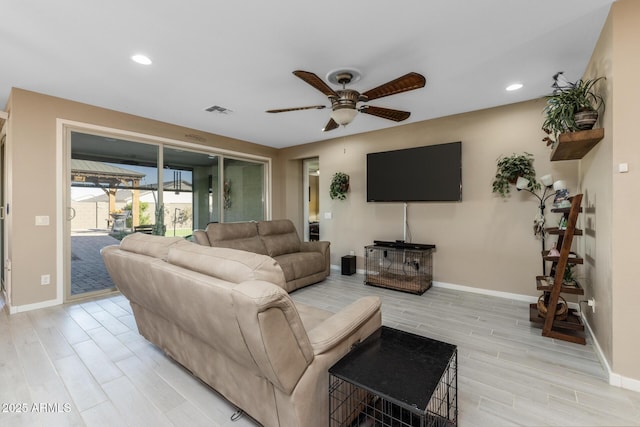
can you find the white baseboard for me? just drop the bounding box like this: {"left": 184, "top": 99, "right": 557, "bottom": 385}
{"left": 433, "top": 280, "right": 539, "bottom": 304}
{"left": 8, "top": 297, "right": 63, "bottom": 314}
{"left": 610, "top": 373, "right": 640, "bottom": 393}
{"left": 433, "top": 280, "right": 585, "bottom": 310}
{"left": 581, "top": 312, "right": 640, "bottom": 393}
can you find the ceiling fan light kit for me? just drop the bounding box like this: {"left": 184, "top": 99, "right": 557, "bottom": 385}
{"left": 266, "top": 69, "right": 426, "bottom": 131}
{"left": 331, "top": 107, "right": 358, "bottom": 126}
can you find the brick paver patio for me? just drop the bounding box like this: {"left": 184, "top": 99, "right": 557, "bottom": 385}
{"left": 71, "top": 231, "right": 120, "bottom": 295}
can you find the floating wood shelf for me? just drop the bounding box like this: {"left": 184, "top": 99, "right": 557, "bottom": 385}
{"left": 550, "top": 128, "right": 604, "bottom": 161}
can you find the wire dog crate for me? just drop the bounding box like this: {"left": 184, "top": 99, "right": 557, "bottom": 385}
{"left": 329, "top": 327, "right": 457, "bottom": 427}
{"left": 365, "top": 245, "right": 434, "bottom": 294}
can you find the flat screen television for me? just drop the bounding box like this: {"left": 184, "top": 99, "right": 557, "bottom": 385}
{"left": 367, "top": 141, "right": 462, "bottom": 202}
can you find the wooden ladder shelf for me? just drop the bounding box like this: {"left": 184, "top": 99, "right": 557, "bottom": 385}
{"left": 530, "top": 194, "right": 586, "bottom": 344}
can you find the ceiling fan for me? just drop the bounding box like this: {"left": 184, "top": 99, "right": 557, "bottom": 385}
{"left": 266, "top": 69, "right": 426, "bottom": 131}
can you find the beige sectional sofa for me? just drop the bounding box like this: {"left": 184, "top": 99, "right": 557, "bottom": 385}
{"left": 101, "top": 233, "right": 381, "bottom": 427}
{"left": 193, "top": 219, "right": 330, "bottom": 292}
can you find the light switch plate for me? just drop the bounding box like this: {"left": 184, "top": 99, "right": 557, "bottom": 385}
{"left": 35, "top": 215, "right": 50, "bottom": 226}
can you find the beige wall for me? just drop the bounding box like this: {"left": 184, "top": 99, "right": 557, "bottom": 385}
{"left": 608, "top": 0, "right": 640, "bottom": 384}
{"left": 580, "top": 4, "right": 615, "bottom": 379}
{"left": 279, "top": 100, "right": 578, "bottom": 296}
{"left": 579, "top": 0, "right": 640, "bottom": 385}
{"left": 6, "top": 88, "right": 279, "bottom": 307}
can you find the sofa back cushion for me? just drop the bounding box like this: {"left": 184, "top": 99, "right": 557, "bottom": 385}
{"left": 167, "top": 242, "right": 286, "bottom": 288}
{"left": 205, "top": 222, "right": 268, "bottom": 255}
{"left": 146, "top": 260, "right": 268, "bottom": 377}
{"left": 257, "top": 219, "right": 301, "bottom": 257}
{"left": 119, "top": 233, "right": 185, "bottom": 260}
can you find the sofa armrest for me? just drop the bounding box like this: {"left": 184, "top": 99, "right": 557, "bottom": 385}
{"left": 299, "top": 240, "right": 329, "bottom": 254}
{"left": 300, "top": 240, "right": 330, "bottom": 275}
{"left": 307, "top": 296, "right": 381, "bottom": 355}
{"left": 192, "top": 229, "right": 210, "bottom": 246}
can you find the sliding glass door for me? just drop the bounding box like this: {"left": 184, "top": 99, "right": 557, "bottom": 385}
{"left": 161, "top": 148, "right": 266, "bottom": 234}
{"left": 69, "top": 133, "right": 159, "bottom": 297}
{"left": 222, "top": 157, "right": 265, "bottom": 223}
{"left": 65, "top": 127, "right": 269, "bottom": 301}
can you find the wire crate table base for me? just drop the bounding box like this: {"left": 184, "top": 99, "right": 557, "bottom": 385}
{"left": 329, "top": 327, "right": 457, "bottom": 427}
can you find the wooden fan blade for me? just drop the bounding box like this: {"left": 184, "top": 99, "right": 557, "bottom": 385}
{"left": 359, "top": 105, "right": 411, "bottom": 122}
{"left": 361, "top": 72, "right": 426, "bottom": 101}
{"left": 266, "top": 105, "right": 326, "bottom": 113}
{"left": 293, "top": 70, "right": 339, "bottom": 98}
{"left": 323, "top": 118, "right": 339, "bottom": 132}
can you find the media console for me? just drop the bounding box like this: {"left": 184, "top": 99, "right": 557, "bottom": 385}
{"left": 365, "top": 241, "right": 435, "bottom": 295}
{"left": 373, "top": 240, "right": 436, "bottom": 250}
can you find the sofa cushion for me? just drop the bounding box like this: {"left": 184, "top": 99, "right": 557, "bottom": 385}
{"left": 294, "top": 301, "right": 333, "bottom": 331}
{"left": 167, "top": 243, "right": 286, "bottom": 288}
{"left": 274, "top": 252, "right": 326, "bottom": 282}
{"left": 258, "top": 219, "right": 301, "bottom": 257}
{"left": 205, "top": 222, "right": 268, "bottom": 255}
{"left": 119, "top": 233, "right": 185, "bottom": 260}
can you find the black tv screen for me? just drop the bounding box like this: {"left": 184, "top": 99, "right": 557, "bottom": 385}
{"left": 367, "top": 142, "right": 462, "bottom": 202}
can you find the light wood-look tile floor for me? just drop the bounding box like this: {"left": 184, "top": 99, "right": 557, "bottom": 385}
{"left": 1, "top": 272, "right": 639, "bottom": 426}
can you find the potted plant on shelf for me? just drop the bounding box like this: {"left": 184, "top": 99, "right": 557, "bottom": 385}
{"left": 542, "top": 71, "right": 605, "bottom": 147}
{"left": 492, "top": 152, "right": 541, "bottom": 197}
{"left": 330, "top": 172, "right": 349, "bottom": 200}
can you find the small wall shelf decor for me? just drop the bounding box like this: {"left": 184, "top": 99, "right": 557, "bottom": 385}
{"left": 542, "top": 72, "right": 605, "bottom": 148}
{"left": 550, "top": 128, "right": 604, "bottom": 161}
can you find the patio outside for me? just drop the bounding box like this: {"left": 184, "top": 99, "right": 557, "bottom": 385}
{"left": 71, "top": 160, "right": 194, "bottom": 295}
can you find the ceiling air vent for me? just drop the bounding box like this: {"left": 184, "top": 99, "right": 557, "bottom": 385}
{"left": 205, "top": 105, "right": 233, "bottom": 114}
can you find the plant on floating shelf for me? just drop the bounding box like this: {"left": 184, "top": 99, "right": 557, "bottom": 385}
{"left": 563, "top": 264, "right": 577, "bottom": 285}
{"left": 542, "top": 71, "right": 605, "bottom": 147}
{"left": 329, "top": 172, "right": 349, "bottom": 200}
{"left": 492, "top": 152, "right": 541, "bottom": 197}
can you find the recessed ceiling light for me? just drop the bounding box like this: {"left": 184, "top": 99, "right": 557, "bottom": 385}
{"left": 506, "top": 83, "right": 523, "bottom": 91}
{"left": 131, "top": 54, "right": 152, "bottom": 65}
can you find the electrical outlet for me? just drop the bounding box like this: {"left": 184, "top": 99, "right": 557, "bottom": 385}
{"left": 41, "top": 274, "right": 50, "bottom": 285}
{"left": 588, "top": 298, "right": 596, "bottom": 313}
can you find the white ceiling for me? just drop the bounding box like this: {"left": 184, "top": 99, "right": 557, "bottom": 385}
{"left": 2, "top": 0, "right": 614, "bottom": 148}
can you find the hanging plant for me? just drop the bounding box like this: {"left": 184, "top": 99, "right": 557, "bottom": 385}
{"left": 491, "top": 152, "right": 540, "bottom": 197}
{"left": 329, "top": 172, "right": 349, "bottom": 200}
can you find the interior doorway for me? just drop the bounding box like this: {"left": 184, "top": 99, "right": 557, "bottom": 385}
{"left": 303, "top": 158, "right": 320, "bottom": 241}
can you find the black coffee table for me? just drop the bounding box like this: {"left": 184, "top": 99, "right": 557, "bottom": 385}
{"left": 329, "top": 326, "right": 457, "bottom": 427}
